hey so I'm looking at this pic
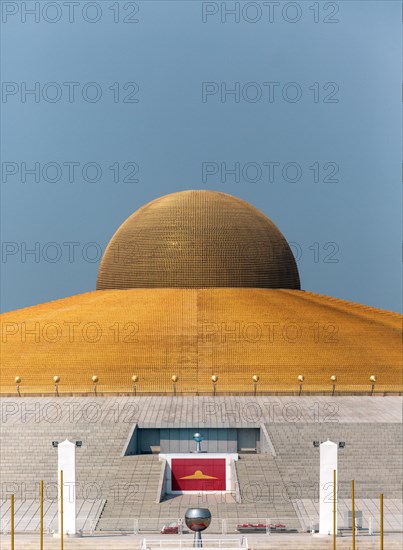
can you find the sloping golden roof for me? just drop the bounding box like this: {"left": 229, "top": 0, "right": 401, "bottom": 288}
{"left": 96, "top": 190, "right": 300, "bottom": 290}
{"left": 1, "top": 289, "right": 401, "bottom": 394}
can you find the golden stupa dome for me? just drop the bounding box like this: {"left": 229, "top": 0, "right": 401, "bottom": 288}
{"left": 1, "top": 189, "right": 401, "bottom": 395}
{"left": 96, "top": 190, "right": 300, "bottom": 290}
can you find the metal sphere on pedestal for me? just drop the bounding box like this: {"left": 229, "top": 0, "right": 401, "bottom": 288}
{"left": 193, "top": 433, "right": 204, "bottom": 453}
{"left": 185, "top": 508, "right": 211, "bottom": 547}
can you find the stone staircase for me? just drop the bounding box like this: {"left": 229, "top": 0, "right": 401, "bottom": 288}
{"left": 267, "top": 423, "right": 403, "bottom": 500}
{"left": 96, "top": 454, "right": 162, "bottom": 531}
{"left": 0, "top": 419, "right": 134, "bottom": 502}
{"left": 0, "top": 404, "right": 135, "bottom": 534}
{"left": 234, "top": 455, "right": 300, "bottom": 529}
{"left": 96, "top": 453, "right": 301, "bottom": 533}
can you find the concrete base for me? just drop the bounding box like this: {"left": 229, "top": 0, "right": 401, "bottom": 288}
{"left": 1, "top": 532, "right": 402, "bottom": 549}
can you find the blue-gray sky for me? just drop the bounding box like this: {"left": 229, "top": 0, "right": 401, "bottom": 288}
{"left": 1, "top": 1, "right": 401, "bottom": 313}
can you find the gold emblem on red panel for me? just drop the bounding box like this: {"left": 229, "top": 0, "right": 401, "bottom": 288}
{"left": 179, "top": 469, "right": 218, "bottom": 480}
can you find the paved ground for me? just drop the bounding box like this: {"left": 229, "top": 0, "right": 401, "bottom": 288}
{"left": 0, "top": 532, "right": 402, "bottom": 549}
{"left": 294, "top": 498, "right": 402, "bottom": 532}
{"left": 0, "top": 499, "right": 105, "bottom": 532}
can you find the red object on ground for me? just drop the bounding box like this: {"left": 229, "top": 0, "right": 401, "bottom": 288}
{"left": 161, "top": 523, "right": 179, "bottom": 534}
{"left": 171, "top": 458, "right": 226, "bottom": 491}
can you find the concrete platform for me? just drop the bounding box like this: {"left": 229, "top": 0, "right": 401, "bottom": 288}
{"left": 1, "top": 396, "right": 402, "bottom": 427}
{"left": 0, "top": 532, "right": 402, "bottom": 549}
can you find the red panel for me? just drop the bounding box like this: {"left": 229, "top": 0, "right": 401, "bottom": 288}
{"left": 171, "top": 458, "right": 226, "bottom": 491}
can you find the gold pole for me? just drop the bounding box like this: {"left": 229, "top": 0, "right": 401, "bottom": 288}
{"left": 60, "top": 470, "right": 64, "bottom": 550}
{"left": 40, "top": 480, "right": 44, "bottom": 550}
{"left": 380, "top": 493, "right": 383, "bottom": 550}
{"left": 333, "top": 469, "right": 336, "bottom": 550}
{"left": 351, "top": 480, "right": 355, "bottom": 550}
{"left": 10, "top": 494, "right": 15, "bottom": 550}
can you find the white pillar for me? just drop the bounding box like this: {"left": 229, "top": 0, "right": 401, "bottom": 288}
{"left": 58, "top": 439, "right": 76, "bottom": 535}
{"left": 319, "top": 439, "right": 337, "bottom": 535}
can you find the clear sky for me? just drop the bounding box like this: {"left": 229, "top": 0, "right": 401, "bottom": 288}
{"left": 1, "top": 1, "right": 401, "bottom": 313}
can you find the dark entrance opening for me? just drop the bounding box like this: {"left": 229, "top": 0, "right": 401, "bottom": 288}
{"left": 126, "top": 427, "right": 260, "bottom": 454}
{"left": 138, "top": 428, "right": 160, "bottom": 454}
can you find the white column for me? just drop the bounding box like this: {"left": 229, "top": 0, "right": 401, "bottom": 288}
{"left": 319, "top": 439, "right": 337, "bottom": 535}
{"left": 58, "top": 439, "right": 76, "bottom": 535}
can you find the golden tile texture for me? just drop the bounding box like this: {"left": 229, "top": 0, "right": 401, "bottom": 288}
{"left": 1, "top": 288, "right": 401, "bottom": 394}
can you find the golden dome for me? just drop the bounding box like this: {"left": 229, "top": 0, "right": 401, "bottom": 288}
{"left": 96, "top": 190, "right": 300, "bottom": 290}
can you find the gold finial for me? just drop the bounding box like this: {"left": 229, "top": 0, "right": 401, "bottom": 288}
{"left": 252, "top": 375, "right": 260, "bottom": 383}
{"left": 131, "top": 375, "right": 139, "bottom": 383}
{"left": 171, "top": 375, "right": 179, "bottom": 383}
{"left": 211, "top": 375, "right": 218, "bottom": 383}
{"left": 15, "top": 376, "right": 21, "bottom": 384}
{"left": 53, "top": 376, "right": 60, "bottom": 383}
{"left": 330, "top": 374, "right": 337, "bottom": 396}
{"left": 298, "top": 374, "right": 305, "bottom": 396}
{"left": 370, "top": 375, "right": 376, "bottom": 383}
{"left": 92, "top": 375, "right": 98, "bottom": 383}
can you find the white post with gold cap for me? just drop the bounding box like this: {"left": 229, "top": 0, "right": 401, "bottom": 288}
{"left": 319, "top": 440, "right": 337, "bottom": 535}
